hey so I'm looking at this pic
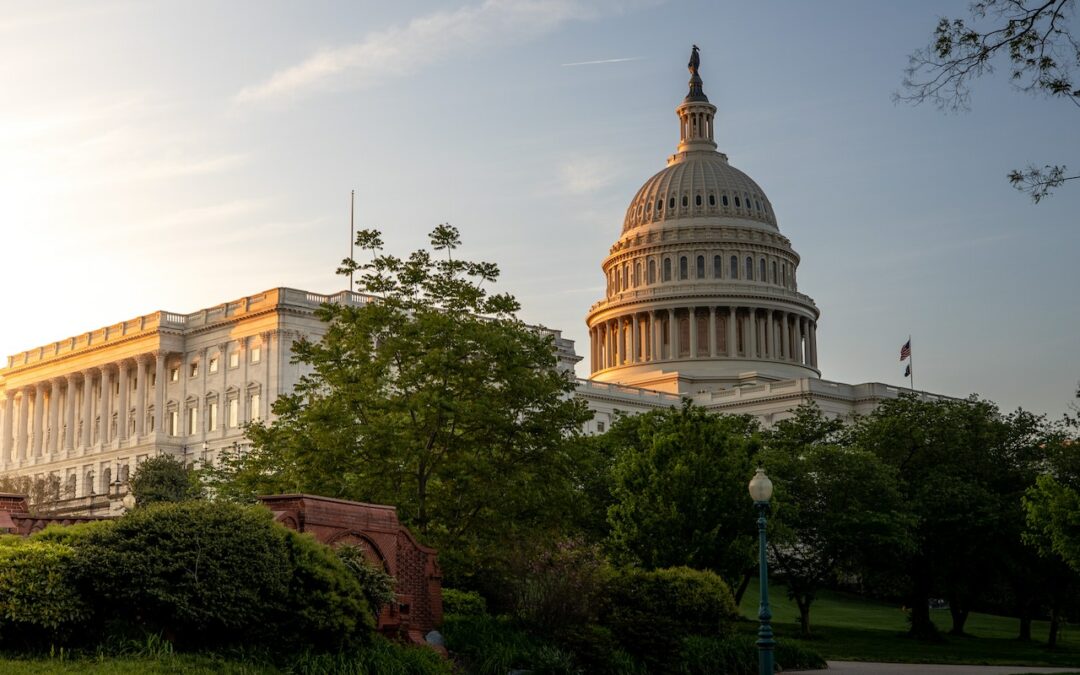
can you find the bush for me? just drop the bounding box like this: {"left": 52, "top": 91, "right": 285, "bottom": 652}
{"left": 336, "top": 543, "right": 397, "bottom": 617}
{"left": 276, "top": 528, "right": 374, "bottom": 650}
{"left": 0, "top": 540, "right": 89, "bottom": 644}
{"left": 129, "top": 455, "right": 201, "bottom": 505}
{"left": 599, "top": 566, "right": 739, "bottom": 670}
{"left": 507, "top": 538, "right": 607, "bottom": 635}
{"left": 677, "top": 635, "right": 826, "bottom": 674}
{"left": 442, "top": 614, "right": 578, "bottom": 675}
{"left": 442, "top": 588, "right": 487, "bottom": 617}
{"left": 29, "top": 519, "right": 116, "bottom": 546}
{"left": 286, "top": 635, "right": 455, "bottom": 674}
{"left": 72, "top": 501, "right": 372, "bottom": 650}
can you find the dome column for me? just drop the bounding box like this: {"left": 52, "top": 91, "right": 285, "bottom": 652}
{"left": 727, "top": 307, "right": 737, "bottom": 357}
{"left": 781, "top": 313, "right": 791, "bottom": 362}
{"left": 632, "top": 314, "right": 640, "bottom": 364}
{"left": 688, "top": 307, "right": 698, "bottom": 359}
{"left": 763, "top": 310, "right": 773, "bottom": 360}
{"left": 708, "top": 307, "right": 717, "bottom": 357}
{"left": 651, "top": 311, "right": 661, "bottom": 362}
{"left": 667, "top": 309, "right": 677, "bottom": 360}
{"left": 809, "top": 321, "right": 818, "bottom": 368}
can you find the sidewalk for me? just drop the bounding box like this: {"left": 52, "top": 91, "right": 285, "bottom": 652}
{"left": 785, "top": 661, "right": 1080, "bottom": 674}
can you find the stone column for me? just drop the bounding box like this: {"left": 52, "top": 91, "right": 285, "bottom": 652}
{"left": 708, "top": 307, "right": 716, "bottom": 357}
{"left": 116, "top": 361, "right": 129, "bottom": 442}
{"left": 630, "top": 314, "right": 638, "bottom": 364}
{"left": 810, "top": 321, "right": 818, "bottom": 368}
{"left": 154, "top": 352, "right": 166, "bottom": 435}
{"left": 80, "top": 371, "right": 94, "bottom": 449}
{"left": 781, "top": 314, "right": 791, "bottom": 362}
{"left": 99, "top": 366, "right": 112, "bottom": 446}
{"left": 48, "top": 378, "right": 63, "bottom": 454}
{"left": 1, "top": 393, "right": 13, "bottom": 466}
{"left": 32, "top": 382, "right": 45, "bottom": 458}
{"left": 667, "top": 309, "right": 677, "bottom": 359}
{"left": 17, "top": 388, "right": 30, "bottom": 461}
{"left": 748, "top": 309, "right": 758, "bottom": 359}
{"left": 63, "top": 374, "right": 76, "bottom": 452}
{"left": 727, "top": 308, "right": 738, "bottom": 357}
{"left": 651, "top": 312, "right": 660, "bottom": 362}
{"left": 688, "top": 307, "right": 699, "bottom": 358}
{"left": 134, "top": 356, "right": 149, "bottom": 437}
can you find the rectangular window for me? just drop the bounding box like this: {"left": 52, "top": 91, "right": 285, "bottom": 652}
{"left": 190, "top": 361, "right": 199, "bottom": 378}
{"left": 168, "top": 410, "right": 178, "bottom": 437}
{"left": 250, "top": 346, "right": 261, "bottom": 364}
{"left": 208, "top": 402, "right": 218, "bottom": 431}
{"left": 169, "top": 367, "right": 179, "bottom": 382}
{"left": 597, "top": 421, "right": 605, "bottom": 433}
{"left": 228, "top": 399, "right": 238, "bottom": 428}
{"left": 250, "top": 394, "right": 261, "bottom": 422}
{"left": 209, "top": 356, "right": 219, "bottom": 374}
{"left": 229, "top": 351, "right": 239, "bottom": 368}
{"left": 187, "top": 408, "right": 198, "bottom": 435}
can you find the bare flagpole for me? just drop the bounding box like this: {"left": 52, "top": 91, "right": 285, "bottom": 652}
{"left": 349, "top": 190, "right": 355, "bottom": 291}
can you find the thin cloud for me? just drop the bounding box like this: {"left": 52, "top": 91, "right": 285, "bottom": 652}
{"left": 562, "top": 56, "right": 643, "bottom": 66}
{"left": 236, "top": 0, "right": 618, "bottom": 104}
{"left": 559, "top": 157, "right": 617, "bottom": 195}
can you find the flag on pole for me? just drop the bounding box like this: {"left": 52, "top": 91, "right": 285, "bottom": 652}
{"left": 900, "top": 340, "right": 911, "bottom": 361}
{"left": 904, "top": 364, "right": 911, "bottom": 378}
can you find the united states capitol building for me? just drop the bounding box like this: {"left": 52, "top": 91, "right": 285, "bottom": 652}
{"left": 0, "top": 52, "right": 940, "bottom": 513}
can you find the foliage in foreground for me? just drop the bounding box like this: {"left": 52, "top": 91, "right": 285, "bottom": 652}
{"left": 129, "top": 455, "right": 203, "bottom": 506}
{"left": 204, "top": 224, "right": 593, "bottom": 585}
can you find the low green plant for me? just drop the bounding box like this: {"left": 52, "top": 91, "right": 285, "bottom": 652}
{"left": 599, "top": 566, "right": 740, "bottom": 670}
{"left": 442, "top": 614, "right": 578, "bottom": 675}
{"left": 441, "top": 588, "right": 487, "bottom": 617}
{"left": 0, "top": 540, "right": 89, "bottom": 644}
{"left": 285, "top": 636, "right": 454, "bottom": 675}
{"left": 336, "top": 543, "right": 397, "bottom": 619}
{"left": 678, "top": 635, "right": 826, "bottom": 674}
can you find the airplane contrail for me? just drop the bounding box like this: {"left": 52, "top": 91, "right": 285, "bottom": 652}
{"left": 561, "top": 56, "right": 644, "bottom": 67}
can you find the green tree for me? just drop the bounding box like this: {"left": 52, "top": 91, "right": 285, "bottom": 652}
{"left": 851, "top": 394, "right": 1037, "bottom": 638}
{"left": 1025, "top": 414, "right": 1080, "bottom": 573}
{"left": 604, "top": 403, "right": 759, "bottom": 602}
{"left": 762, "top": 403, "right": 913, "bottom": 637}
{"left": 129, "top": 454, "right": 202, "bottom": 506}
{"left": 898, "top": 0, "right": 1080, "bottom": 201}
{"left": 206, "top": 225, "right": 592, "bottom": 583}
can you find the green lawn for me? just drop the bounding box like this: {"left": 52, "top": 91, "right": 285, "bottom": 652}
{"left": 738, "top": 580, "right": 1080, "bottom": 668}
{"left": 0, "top": 655, "right": 270, "bottom": 674}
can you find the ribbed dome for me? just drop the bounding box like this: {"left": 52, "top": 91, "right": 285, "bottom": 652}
{"left": 622, "top": 153, "right": 778, "bottom": 234}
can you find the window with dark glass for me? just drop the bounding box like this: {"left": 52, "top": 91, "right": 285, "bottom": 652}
{"left": 713, "top": 255, "right": 722, "bottom": 278}
{"left": 730, "top": 255, "right": 738, "bottom": 279}
{"left": 663, "top": 258, "right": 672, "bottom": 281}
{"left": 745, "top": 256, "right": 753, "bottom": 280}
{"left": 696, "top": 255, "right": 705, "bottom": 278}
{"left": 679, "top": 256, "right": 688, "bottom": 280}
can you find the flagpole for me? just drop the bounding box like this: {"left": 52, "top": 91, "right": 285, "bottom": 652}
{"left": 349, "top": 190, "right": 355, "bottom": 290}
{"left": 908, "top": 334, "right": 914, "bottom": 392}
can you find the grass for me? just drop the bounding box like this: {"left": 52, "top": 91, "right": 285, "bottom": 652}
{"left": 0, "top": 654, "right": 269, "bottom": 674}
{"left": 738, "top": 580, "right": 1080, "bottom": 668}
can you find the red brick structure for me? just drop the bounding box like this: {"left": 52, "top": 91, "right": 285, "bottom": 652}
{"left": 258, "top": 494, "right": 443, "bottom": 644}
{"left": 0, "top": 492, "right": 443, "bottom": 646}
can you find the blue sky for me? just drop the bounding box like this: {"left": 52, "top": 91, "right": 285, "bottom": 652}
{"left": 2, "top": 0, "right": 1078, "bottom": 417}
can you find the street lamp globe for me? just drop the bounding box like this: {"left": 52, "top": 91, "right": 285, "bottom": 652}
{"left": 748, "top": 468, "right": 773, "bottom": 503}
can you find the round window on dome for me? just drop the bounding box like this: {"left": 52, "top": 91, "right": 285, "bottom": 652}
{"left": 695, "top": 194, "right": 702, "bottom": 206}
{"left": 722, "top": 194, "right": 729, "bottom": 207}
{"left": 669, "top": 197, "right": 676, "bottom": 209}
{"left": 709, "top": 194, "right": 716, "bottom": 206}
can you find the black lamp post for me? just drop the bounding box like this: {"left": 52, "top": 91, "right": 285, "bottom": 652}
{"left": 749, "top": 468, "right": 775, "bottom": 675}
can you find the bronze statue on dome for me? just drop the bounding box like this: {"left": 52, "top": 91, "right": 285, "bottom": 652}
{"left": 688, "top": 45, "right": 700, "bottom": 75}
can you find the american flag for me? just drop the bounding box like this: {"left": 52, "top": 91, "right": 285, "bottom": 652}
{"left": 900, "top": 340, "right": 911, "bottom": 361}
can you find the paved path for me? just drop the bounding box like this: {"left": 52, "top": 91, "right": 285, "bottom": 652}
{"left": 785, "top": 661, "right": 1080, "bottom": 674}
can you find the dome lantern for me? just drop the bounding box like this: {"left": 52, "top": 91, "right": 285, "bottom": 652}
{"left": 676, "top": 45, "right": 717, "bottom": 154}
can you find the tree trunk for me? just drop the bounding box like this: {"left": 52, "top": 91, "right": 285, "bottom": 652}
{"left": 908, "top": 573, "right": 939, "bottom": 640}
{"left": 1017, "top": 615, "right": 1032, "bottom": 642}
{"left": 733, "top": 571, "right": 752, "bottom": 606}
{"left": 796, "top": 595, "right": 812, "bottom": 637}
{"left": 948, "top": 603, "right": 970, "bottom": 636}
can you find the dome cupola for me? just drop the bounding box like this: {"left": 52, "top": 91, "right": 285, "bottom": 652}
{"left": 585, "top": 47, "right": 821, "bottom": 395}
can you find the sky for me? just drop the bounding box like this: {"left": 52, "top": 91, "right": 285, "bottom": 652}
{"left": 1, "top": 0, "right": 1078, "bottom": 418}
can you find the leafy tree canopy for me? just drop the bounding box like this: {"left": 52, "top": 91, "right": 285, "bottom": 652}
{"left": 899, "top": 0, "right": 1080, "bottom": 201}
{"left": 206, "top": 224, "right": 593, "bottom": 583}
{"left": 604, "top": 402, "right": 760, "bottom": 598}
{"left": 130, "top": 454, "right": 202, "bottom": 506}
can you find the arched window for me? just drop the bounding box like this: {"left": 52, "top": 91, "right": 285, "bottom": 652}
{"left": 656, "top": 199, "right": 662, "bottom": 212}
{"left": 782, "top": 265, "right": 787, "bottom": 287}
{"left": 709, "top": 194, "right": 716, "bottom": 206}
{"left": 682, "top": 195, "right": 688, "bottom": 207}
{"left": 772, "top": 261, "right": 778, "bottom": 284}
{"left": 85, "top": 471, "right": 95, "bottom": 497}
{"left": 746, "top": 256, "right": 754, "bottom": 280}
{"left": 634, "top": 261, "right": 641, "bottom": 286}
{"left": 648, "top": 259, "right": 656, "bottom": 284}
{"left": 730, "top": 255, "right": 738, "bottom": 279}
{"left": 713, "top": 255, "right": 722, "bottom": 278}
{"left": 722, "top": 194, "right": 729, "bottom": 206}
{"left": 755, "top": 199, "right": 762, "bottom": 211}
{"left": 663, "top": 258, "right": 672, "bottom": 281}
{"left": 696, "top": 255, "right": 705, "bottom": 278}
{"left": 679, "top": 256, "right": 688, "bottom": 280}
{"left": 760, "top": 258, "right": 766, "bottom": 281}
{"left": 696, "top": 194, "right": 702, "bottom": 206}
{"left": 669, "top": 196, "right": 676, "bottom": 209}
{"left": 734, "top": 195, "right": 741, "bottom": 208}
{"left": 615, "top": 268, "right": 621, "bottom": 292}
{"left": 623, "top": 263, "right": 629, "bottom": 289}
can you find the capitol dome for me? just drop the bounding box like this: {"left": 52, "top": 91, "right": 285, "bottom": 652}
{"left": 585, "top": 47, "right": 820, "bottom": 395}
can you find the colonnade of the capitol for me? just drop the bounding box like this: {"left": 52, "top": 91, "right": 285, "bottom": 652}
{"left": 589, "top": 305, "right": 817, "bottom": 372}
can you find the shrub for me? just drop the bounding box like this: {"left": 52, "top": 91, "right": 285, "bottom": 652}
{"left": 677, "top": 635, "right": 826, "bottom": 674}
{"left": 29, "top": 519, "right": 116, "bottom": 546}
{"left": 336, "top": 543, "right": 397, "bottom": 616}
{"left": 442, "top": 588, "right": 487, "bottom": 617}
{"left": 71, "top": 501, "right": 372, "bottom": 650}
{"left": 276, "top": 528, "right": 374, "bottom": 650}
{"left": 599, "top": 566, "right": 739, "bottom": 670}
{"left": 287, "top": 636, "right": 454, "bottom": 675}
{"left": 507, "top": 538, "right": 608, "bottom": 635}
{"left": 442, "top": 614, "right": 578, "bottom": 675}
{"left": 0, "top": 540, "right": 89, "bottom": 644}
{"left": 129, "top": 455, "right": 202, "bottom": 505}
